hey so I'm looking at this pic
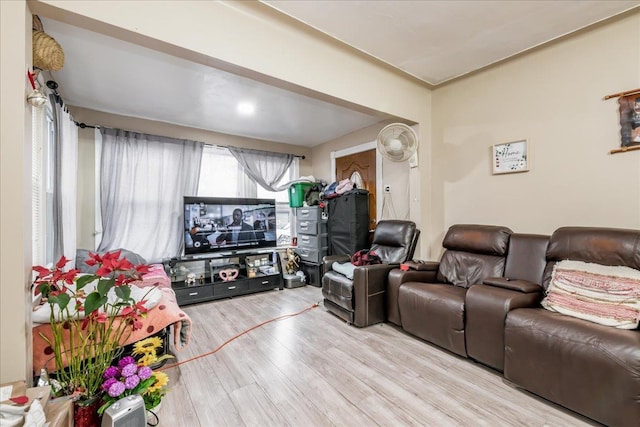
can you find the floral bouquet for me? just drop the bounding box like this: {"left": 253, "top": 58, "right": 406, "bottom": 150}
{"left": 98, "top": 336, "right": 172, "bottom": 414}
{"left": 33, "top": 251, "right": 151, "bottom": 400}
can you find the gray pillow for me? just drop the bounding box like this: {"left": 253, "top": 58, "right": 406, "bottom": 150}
{"left": 75, "top": 249, "right": 147, "bottom": 274}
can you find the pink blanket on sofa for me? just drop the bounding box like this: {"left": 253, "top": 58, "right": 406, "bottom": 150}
{"left": 32, "top": 264, "right": 192, "bottom": 373}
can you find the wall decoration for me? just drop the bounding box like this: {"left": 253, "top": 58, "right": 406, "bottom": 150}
{"left": 492, "top": 140, "right": 529, "bottom": 175}
{"left": 618, "top": 93, "right": 640, "bottom": 148}
{"left": 604, "top": 88, "right": 640, "bottom": 154}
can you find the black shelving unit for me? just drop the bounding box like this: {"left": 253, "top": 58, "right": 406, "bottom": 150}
{"left": 164, "top": 250, "right": 284, "bottom": 306}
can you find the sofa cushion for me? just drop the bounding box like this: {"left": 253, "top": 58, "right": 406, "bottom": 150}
{"left": 398, "top": 283, "right": 468, "bottom": 356}
{"left": 505, "top": 307, "right": 640, "bottom": 427}
{"left": 541, "top": 260, "right": 640, "bottom": 329}
{"left": 321, "top": 270, "right": 355, "bottom": 311}
{"left": 437, "top": 251, "right": 506, "bottom": 288}
{"left": 442, "top": 224, "right": 512, "bottom": 256}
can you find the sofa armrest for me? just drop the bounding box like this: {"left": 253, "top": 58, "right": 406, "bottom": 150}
{"left": 465, "top": 283, "right": 542, "bottom": 371}
{"left": 323, "top": 254, "right": 351, "bottom": 273}
{"left": 483, "top": 277, "right": 542, "bottom": 293}
{"left": 403, "top": 260, "right": 439, "bottom": 271}
{"left": 353, "top": 263, "right": 398, "bottom": 291}
{"left": 387, "top": 265, "right": 440, "bottom": 326}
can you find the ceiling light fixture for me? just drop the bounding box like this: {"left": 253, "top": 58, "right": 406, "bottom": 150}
{"left": 237, "top": 102, "right": 255, "bottom": 115}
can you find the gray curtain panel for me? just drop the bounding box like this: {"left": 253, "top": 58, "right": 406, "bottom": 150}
{"left": 228, "top": 146, "right": 294, "bottom": 192}
{"left": 97, "top": 128, "right": 203, "bottom": 262}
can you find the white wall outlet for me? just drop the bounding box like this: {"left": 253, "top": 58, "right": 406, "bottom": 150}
{"left": 384, "top": 185, "right": 391, "bottom": 193}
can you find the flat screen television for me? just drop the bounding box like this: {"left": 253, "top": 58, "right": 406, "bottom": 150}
{"left": 183, "top": 196, "right": 277, "bottom": 256}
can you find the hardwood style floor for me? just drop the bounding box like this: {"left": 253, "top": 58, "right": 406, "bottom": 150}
{"left": 157, "top": 286, "right": 597, "bottom": 427}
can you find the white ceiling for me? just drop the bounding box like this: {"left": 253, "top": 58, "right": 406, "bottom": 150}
{"left": 264, "top": 0, "right": 640, "bottom": 85}
{"left": 40, "top": 1, "right": 639, "bottom": 147}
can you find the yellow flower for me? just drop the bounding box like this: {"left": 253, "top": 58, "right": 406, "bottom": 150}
{"left": 146, "top": 372, "right": 169, "bottom": 393}
{"left": 137, "top": 353, "right": 158, "bottom": 367}
{"left": 132, "top": 336, "right": 163, "bottom": 356}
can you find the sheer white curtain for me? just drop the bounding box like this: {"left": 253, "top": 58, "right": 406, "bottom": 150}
{"left": 228, "top": 147, "right": 293, "bottom": 192}
{"left": 98, "top": 128, "right": 203, "bottom": 262}
{"left": 51, "top": 97, "right": 78, "bottom": 264}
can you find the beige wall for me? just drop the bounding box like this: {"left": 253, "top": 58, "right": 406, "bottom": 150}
{"left": 71, "top": 107, "right": 314, "bottom": 249}
{"left": 312, "top": 121, "right": 420, "bottom": 227}
{"left": 1, "top": 0, "right": 32, "bottom": 383}
{"left": 428, "top": 11, "right": 640, "bottom": 258}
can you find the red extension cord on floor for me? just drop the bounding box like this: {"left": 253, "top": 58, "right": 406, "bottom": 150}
{"left": 159, "top": 302, "right": 319, "bottom": 371}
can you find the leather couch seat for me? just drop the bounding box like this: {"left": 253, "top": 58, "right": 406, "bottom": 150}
{"left": 505, "top": 307, "right": 640, "bottom": 427}
{"left": 399, "top": 283, "right": 467, "bottom": 356}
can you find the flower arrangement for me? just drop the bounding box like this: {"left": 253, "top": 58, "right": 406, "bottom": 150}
{"left": 132, "top": 336, "right": 172, "bottom": 410}
{"left": 98, "top": 336, "right": 172, "bottom": 414}
{"left": 33, "top": 251, "right": 151, "bottom": 400}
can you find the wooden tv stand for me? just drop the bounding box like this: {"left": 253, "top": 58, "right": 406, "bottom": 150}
{"left": 163, "top": 250, "right": 284, "bottom": 306}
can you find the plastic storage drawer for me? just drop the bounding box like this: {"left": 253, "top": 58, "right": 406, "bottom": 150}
{"left": 296, "top": 220, "right": 328, "bottom": 236}
{"left": 296, "top": 247, "right": 328, "bottom": 264}
{"left": 297, "top": 234, "right": 328, "bottom": 249}
{"left": 297, "top": 206, "right": 322, "bottom": 221}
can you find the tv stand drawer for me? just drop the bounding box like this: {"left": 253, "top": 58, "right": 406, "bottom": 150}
{"left": 249, "top": 275, "right": 281, "bottom": 291}
{"left": 174, "top": 286, "right": 213, "bottom": 305}
{"left": 213, "top": 280, "right": 249, "bottom": 297}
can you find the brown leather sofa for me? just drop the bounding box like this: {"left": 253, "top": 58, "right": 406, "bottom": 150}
{"left": 387, "top": 225, "right": 640, "bottom": 427}
{"left": 503, "top": 227, "right": 640, "bottom": 427}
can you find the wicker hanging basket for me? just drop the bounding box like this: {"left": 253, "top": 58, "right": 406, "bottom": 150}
{"left": 32, "top": 29, "right": 65, "bottom": 71}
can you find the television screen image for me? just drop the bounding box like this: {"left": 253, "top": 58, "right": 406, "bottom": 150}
{"left": 184, "top": 197, "right": 277, "bottom": 255}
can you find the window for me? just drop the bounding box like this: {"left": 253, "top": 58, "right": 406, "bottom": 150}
{"left": 31, "top": 102, "right": 55, "bottom": 265}
{"left": 197, "top": 145, "right": 297, "bottom": 246}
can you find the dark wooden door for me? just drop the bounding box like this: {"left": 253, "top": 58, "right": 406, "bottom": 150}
{"left": 336, "top": 149, "right": 377, "bottom": 228}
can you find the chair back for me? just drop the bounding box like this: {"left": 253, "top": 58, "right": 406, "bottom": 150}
{"left": 503, "top": 233, "right": 549, "bottom": 284}
{"left": 437, "top": 224, "right": 512, "bottom": 288}
{"left": 370, "top": 220, "right": 419, "bottom": 263}
{"left": 542, "top": 226, "right": 640, "bottom": 290}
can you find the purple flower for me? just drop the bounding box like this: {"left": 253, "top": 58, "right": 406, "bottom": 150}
{"left": 103, "top": 366, "right": 120, "bottom": 379}
{"left": 107, "top": 381, "right": 126, "bottom": 398}
{"left": 137, "top": 366, "right": 153, "bottom": 380}
{"left": 124, "top": 374, "right": 140, "bottom": 390}
{"left": 120, "top": 363, "right": 137, "bottom": 377}
{"left": 118, "top": 356, "right": 136, "bottom": 368}
{"left": 101, "top": 377, "right": 117, "bottom": 392}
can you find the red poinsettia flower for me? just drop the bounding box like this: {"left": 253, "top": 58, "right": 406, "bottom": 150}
{"left": 32, "top": 250, "right": 152, "bottom": 400}
{"left": 55, "top": 256, "right": 70, "bottom": 269}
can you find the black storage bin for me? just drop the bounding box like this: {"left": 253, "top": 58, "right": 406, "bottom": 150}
{"left": 327, "top": 190, "right": 370, "bottom": 255}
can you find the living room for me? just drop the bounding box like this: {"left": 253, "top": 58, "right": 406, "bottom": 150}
{"left": 1, "top": 1, "right": 639, "bottom": 426}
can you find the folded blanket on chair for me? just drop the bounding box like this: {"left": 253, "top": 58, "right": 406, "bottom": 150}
{"left": 332, "top": 262, "right": 356, "bottom": 279}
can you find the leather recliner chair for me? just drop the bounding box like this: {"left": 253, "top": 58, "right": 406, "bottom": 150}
{"left": 322, "top": 220, "right": 419, "bottom": 327}
{"left": 392, "top": 224, "right": 512, "bottom": 357}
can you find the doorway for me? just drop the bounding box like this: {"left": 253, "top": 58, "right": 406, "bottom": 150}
{"left": 331, "top": 141, "right": 382, "bottom": 229}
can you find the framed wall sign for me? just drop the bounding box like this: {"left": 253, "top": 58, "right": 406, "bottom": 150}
{"left": 492, "top": 139, "right": 529, "bottom": 175}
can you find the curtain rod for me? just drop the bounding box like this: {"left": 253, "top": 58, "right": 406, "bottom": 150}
{"left": 211, "top": 143, "right": 305, "bottom": 159}
{"left": 73, "top": 121, "right": 306, "bottom": 159}
{"left": 603, "top": 88, "right": 640, "bottom": 100}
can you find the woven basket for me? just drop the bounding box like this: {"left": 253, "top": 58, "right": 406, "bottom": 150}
{"left": 32, "top": 30, "right": 64, "bottom": 71}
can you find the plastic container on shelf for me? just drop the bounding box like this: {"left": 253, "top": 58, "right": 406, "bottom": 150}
{"left": 288, "top": 182, "right": 313, "bottom": 207}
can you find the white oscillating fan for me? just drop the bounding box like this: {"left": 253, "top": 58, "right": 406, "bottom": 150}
{"left": 376, "top": 123, "right": 418, "bottom": 167}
